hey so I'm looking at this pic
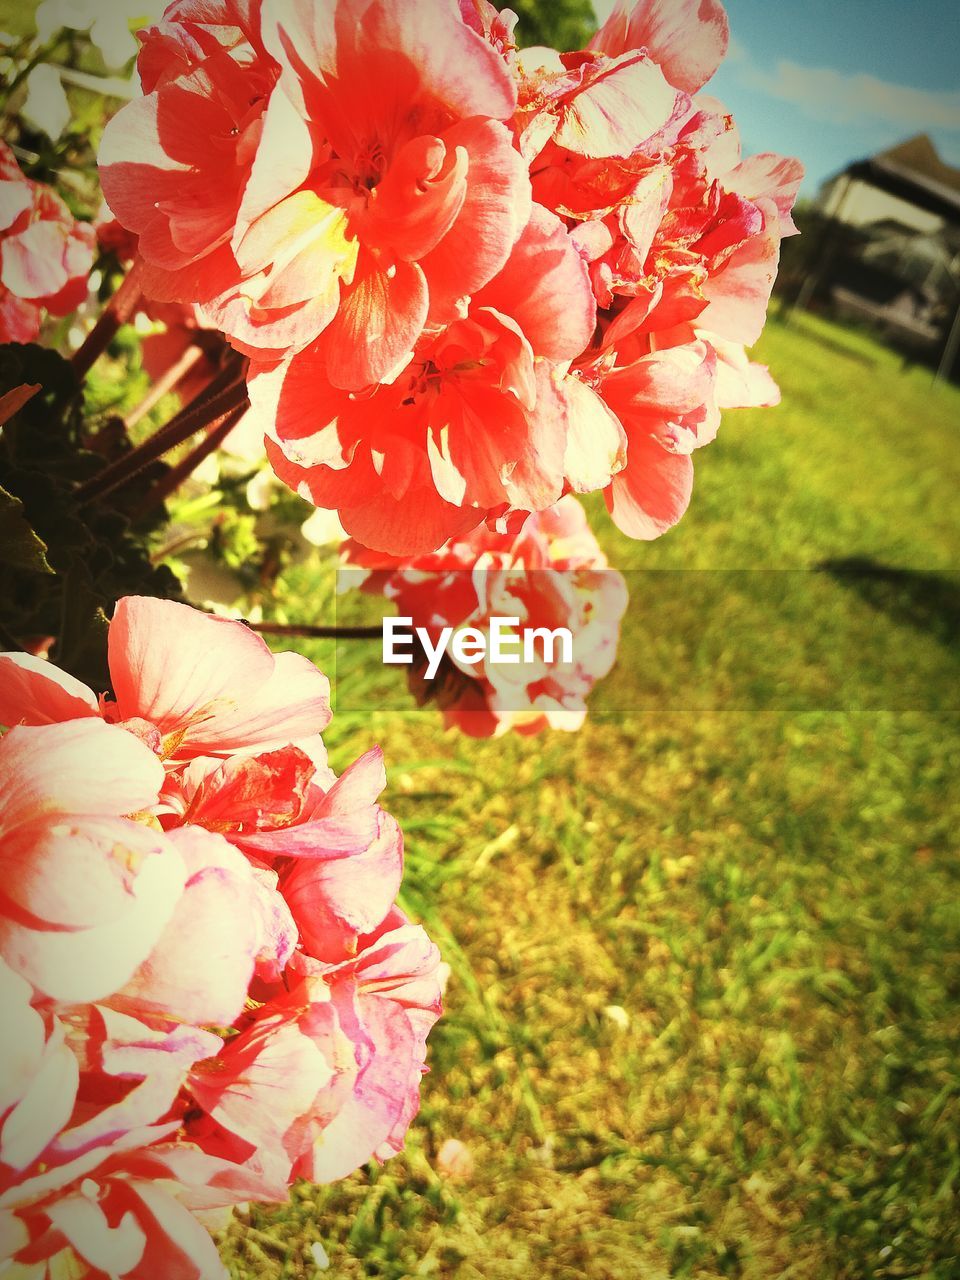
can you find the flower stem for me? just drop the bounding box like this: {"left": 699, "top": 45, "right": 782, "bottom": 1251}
{"left": 140, "top": 403, "right": 247, "bottom": 511}
{"left": 125, "top": 343, "right": 207, "bottom": 429}
{"left": 71, "top": 260, "right": 145, "bottom": 381}
{"left": 245, "top": 622, "right": 384, "bottom": 641}
{"left": 75, "top": 360, "right": 250, "bottom": 508}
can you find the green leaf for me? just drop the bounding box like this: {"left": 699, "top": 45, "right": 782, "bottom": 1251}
{"left": 0, "top": 483, "right": 54, "bottom": 574}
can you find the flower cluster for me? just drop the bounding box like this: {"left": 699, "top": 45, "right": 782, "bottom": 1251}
{"left": 0, "top": 598, "right": 442, "bottom": 1279}
{"left": 0, "top": 140, "right": 95, "bottom": 343}
{"left": 345, "top": 495, "right": 628, "bottom": 736}
{"left": 99, "top": 0, "right": 800, "bottom": 555}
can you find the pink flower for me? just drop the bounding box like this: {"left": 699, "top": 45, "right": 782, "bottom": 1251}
{"left": 0, "top": 596, "right": 442, "bottom": 1275}
{"left": 515, "top": 2, "right": 802, "bottom": 542}
{"left": 0, "top": 720, "right": 185, "bottom": 1004}
{"left": 100, "top": 0, "right": 531, "bottom": 378}
{"left": 0, "top": 595, "right": 331, "bottom": 759}
{"left": 163, "top": 741, "right": 405, "bottom": 960}
{"left": 346, "top": 495, "right": 628, "bottom": 736}
{"left": 0, "top": 141, "right": 95, "bottom": 342}
{"left": 98, "top": 0, "right": 280, "bottom": 311}
{"left": 188, "top": 908, "right": 442, "bottom": 1184}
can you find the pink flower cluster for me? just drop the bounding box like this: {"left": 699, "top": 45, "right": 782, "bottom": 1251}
{"left": 345, "top": 495, "right": 628, "bottom": 737}
{"left": 0, "top": 141, "right": 95, "bottom": 343}
{"left": 0, "top": 598, "right": 442, "bottom": 1278}
{"left": 98, "top": 0, "right": 800, "bottom": 556}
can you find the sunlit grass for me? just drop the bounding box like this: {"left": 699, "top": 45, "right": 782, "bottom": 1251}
{"left": 221, "top": 312, "right": 960, "bottom": 1279}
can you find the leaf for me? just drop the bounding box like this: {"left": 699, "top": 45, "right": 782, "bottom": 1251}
{"left": 0, "top": 383, "right": 39, "bottom": 427}
{"left": 0, "top": 482, "right": 54, "bottom": 574}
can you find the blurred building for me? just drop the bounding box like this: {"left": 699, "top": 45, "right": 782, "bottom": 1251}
{"left": 806, "top": 136, "right": 960, "bottom": 378}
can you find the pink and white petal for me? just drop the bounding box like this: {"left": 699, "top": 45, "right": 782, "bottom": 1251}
{"left": 554, "top": 52, "right": 681, "bottom": 159}
{"left": 117, "top": 826, "right": 259, "bottom": 1026}
{"left": 605, "top": 434, "right": 694, "bottom": 540}
{"left": 0, "top": 960, "right": 45, "bottom": 1114}
{"left": 0, "top": 839, "right": 186, "bottom": 1005}
{"left": 0, "top": 1021, "right": 78, "bottom": 1171}
{"left": 709, "top": 335, "right": 781, "bottom": 408}
{"left": 0, "top": 721, "right": 164, "bottom": 835}
{"left": 0, "top": 179, "right": 32, "bottom": 233}
{"left": 282, "top": 813, "right": 404, "bottom": 960}
{"left": 0, "top": 652, "right": 98, "bottom": 728}
{"left": 1, "top": 817, "right": 172, "bottom": 931}
{"left": 233, "top": 86, "right": 314, "bottom": 246}
{"left": 476, "top": 205, "right": 595, "bottom": 361}
{"left": 347, "top": 0, "right": 517, "bottom": 123}
{"left": 122, "top": 1180, "right": 225, "bottom": 1280}
{"left": 561, "top": 375, "right": 628, "bottom": 493}
{"left": 108, "top": 596, "right": 274, "bottom": 754}
{"left": 1, "top": 223, "right": 71, "bottom": 301}
{"left": 591, "top": 0, "right": 729, "bottom": 95}
{"left": 421, "top": 118, "right": 532, "bottom": 322}
{"left": 195, "top": 650, "right": 331, "bottom": 756}
{"left": 322, "top": 259, "right": 428, "bottom": 391}
{"left": 319, "top": 747, "right": 387, "bottom": 816}
{"left": 725, "top": 153, "right": 804, "bottom": 236}
{"left": 190, "top": 1012, "right": 337, "bottom": 1155}
{"left": 298, "top": 996, "right": 413, "bottom": 1183}
{"left": 45, "top": 1197, "right": 146, "bottom": 1277}
{"left": 697, "top": 200, "right": 781, "bottom": 345}
{"left": 0, "top": 291, "right": 42, "bottom": 343}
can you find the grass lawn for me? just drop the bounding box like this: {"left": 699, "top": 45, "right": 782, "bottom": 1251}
{"left": 219, "top": 311, "right": 960, "bottom": 1279}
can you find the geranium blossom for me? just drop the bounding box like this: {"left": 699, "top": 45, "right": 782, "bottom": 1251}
{"left": 100, "top": 0, "right": 531, "bottom": 376}
{"left": 0, "top": 141, "right": 95, "bottom": 343}
{"left": 253, "top": 203, "right": 622, "bottom": 553}
{"left": 345, "top": 495, "right": 628, "bottom": 736}
{"left": 97, "top": 0, "right": 798, "bottom": 554}
{"left": 0, "top": 598, "right": 442, "bottom": 1277}
{"left": 0, "top": 594, "right": 331, "bottom": 758}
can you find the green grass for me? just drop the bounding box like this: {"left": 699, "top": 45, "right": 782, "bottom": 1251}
{"left": 219, "top": 312, "right": 960, "bottom": 1279}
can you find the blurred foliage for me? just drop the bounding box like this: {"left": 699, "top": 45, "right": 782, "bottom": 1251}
{"left": 512, "top": 0, "right": 597, "bottom": 50}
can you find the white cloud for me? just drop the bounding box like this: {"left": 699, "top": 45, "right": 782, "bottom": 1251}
{"left": 742, "top": 61, "right": 960, "bottom": 134}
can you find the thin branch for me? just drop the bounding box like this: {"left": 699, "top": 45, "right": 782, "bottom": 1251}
{"left": 126, "top": 344, "right": 207, "bottom": 429}
{"left": 71, "top": 260, "right": 145, "bottom": 381}
{"left": 140, "top": 404, "right": 247, "bottom": 511}
{"left": 74, "top": 369, "right": 250, "bottom": 507}
{"left": 245, "top": 622, "right": 384, "bottom": 641}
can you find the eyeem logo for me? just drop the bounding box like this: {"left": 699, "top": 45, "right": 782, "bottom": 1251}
{"left": 383, "top": 616, "right": 574, "bottom": 680}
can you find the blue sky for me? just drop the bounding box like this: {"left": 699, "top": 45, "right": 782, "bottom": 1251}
{"left": 591, "top": 0, "right": 960, "bottom": 195}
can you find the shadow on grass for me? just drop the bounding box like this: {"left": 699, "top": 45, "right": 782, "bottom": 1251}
{"left": 786, "top": 313, "right": 880, "bottom": 367}
{"left": 819, "top": 557, "right": 960, "bottom": 649}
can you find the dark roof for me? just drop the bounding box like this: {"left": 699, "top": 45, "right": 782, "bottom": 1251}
{"left": 874, "top": 135, "right": 960, "bottom": 197}
{"left": 844, "top": 135, "right": 960, "bottom": 221}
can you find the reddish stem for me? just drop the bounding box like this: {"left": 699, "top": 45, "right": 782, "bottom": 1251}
{"left": 141, "top": 403, "right": 247, "bottom": 511}
{"left": 245, "top": 622, "right": 383, "bottom": 641}
{"left": 126, "top": 344, "right": 207, "bottom": 429}
{"left": 75, "top": 362, "right": 250, "bottom": 507}
{"left": 71, "top": 260, "right": 145, "bottom": 381}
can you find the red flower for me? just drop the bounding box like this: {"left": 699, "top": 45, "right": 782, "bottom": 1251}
{"left": 100, "top": 0, "right": 531, "bottom": 379}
